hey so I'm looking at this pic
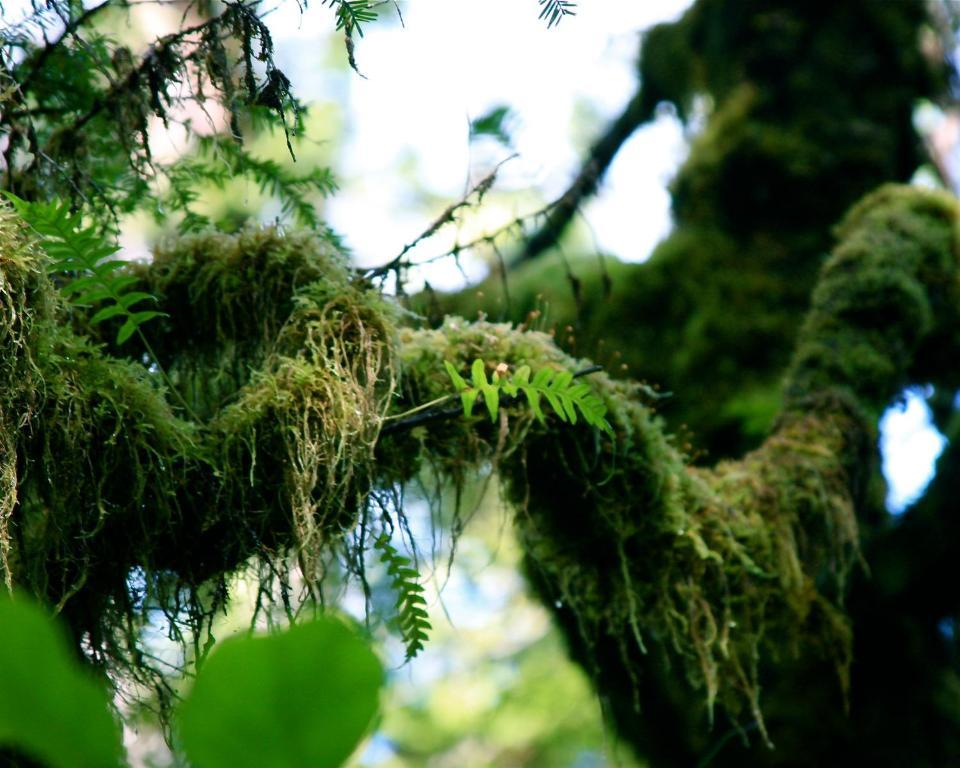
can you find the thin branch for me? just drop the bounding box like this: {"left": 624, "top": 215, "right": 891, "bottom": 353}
{"left": 362, "top": 153, "right": 518, "bottom": 280}
{"left": 16, "top": 0, "right": 114, "bottom": 97}
{"left": 18, "top": 2, "right": 249, "bottom": 180}
{"left": 515, "top": 86, "right": 646, "bottom": 264}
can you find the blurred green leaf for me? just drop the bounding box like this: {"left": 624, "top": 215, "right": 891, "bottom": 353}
{"left": 469, "top": 105, "right": 514, "bottom": 148}
{"left": 178, "top": 616, "right": 383, "bottom": 768}
{"left": 0, "top": 596, "right": 124, "bottom": 768}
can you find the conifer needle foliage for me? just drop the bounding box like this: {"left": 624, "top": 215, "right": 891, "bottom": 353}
{"left": 537, "top": 0, "right": 577, "bottom": 28}
{"left": 374, "top": 534, "right": 431, "bottom": 660}
{"left": 323, "top": 0, "right": 379, "bottom": 36}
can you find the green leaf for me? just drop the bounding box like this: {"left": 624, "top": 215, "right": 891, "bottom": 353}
{"left": 117, "top": 291, "right": 157, "bottom": 310}
{"left": 461, "top": 388, "right": 480, "bottom": 418}
{"left": 0, "top": 596, "right": 124, "bottom": 768}
{"left": 69, "top": 287, "right": 113, "bottom": 305}
{"left": 560, "top": 394, "right": 579, "bottom": 424}
{"left": 116, "top": 318, "right": 139, "bottom": 344}
{"left": 544, "top": 390, "right": 567, "bottom": 421}
{"left": 471, "top": 358, "right": 488, "bottom": 389}
{"left": 178, "top": 617, "right": 382, "bottom": 768}
{"left": 482, "top": 384, "right": 499, "bottom": 421}
{"left": 469, "top": 104, "right": 514, "bottom": 148}
{"left": 129, "top": 309, "right": 166, "bottom": 324}
{"left": 531, "top": 367, "right": 553, "bottom": 388}
{"left": 550, "top": 370, "right": 574, "bottom": 391}
{"left": 523, "top": 387, "right": 545, "bottom": 423}
{"left": 443, "top": 360, "right": 468, "bottom": 391}
{"left": 374, "top": 535, "right": 431, "bottom": 660}
{"left": 90, "top": 304, "right": 128, "bottom": 324}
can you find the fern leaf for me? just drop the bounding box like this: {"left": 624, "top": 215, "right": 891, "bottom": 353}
{"left": 444, "top": 358, "right": 614, "bottom": 435}
{"left": 482, "top": 384, "right": 499, "bottom": 422}
{"left": 6, "top": 194, "right": 165, "bottom": 345}
{"left": 443, "top": 360, "right": 468, "bottom": 392}
{"left": 375, "top": 535, "right": 431, "bottom": 661}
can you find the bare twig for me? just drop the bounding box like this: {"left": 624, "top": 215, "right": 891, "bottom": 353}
{"left": 516, "top": 87, "right": 646, "bottom": 264}
{"left": 362, "top": 153, "right": 518, "bottom": 280}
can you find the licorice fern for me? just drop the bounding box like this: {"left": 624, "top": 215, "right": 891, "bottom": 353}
{"left": 444, "top": 358, "right": 614, "bottom": 435}
{"left": 7, "top": 195, "right": 163, "bottom": 345}
{"left": 375, "top": 534, "right": 431, "bottom": 661}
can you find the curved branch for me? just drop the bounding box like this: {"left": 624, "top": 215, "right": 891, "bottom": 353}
{"left": 0, "top": 185, "right": 957, "bottom": 749}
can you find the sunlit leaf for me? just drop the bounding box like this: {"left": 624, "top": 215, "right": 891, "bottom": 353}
{"left": 0, "top": 597, "right": 123, "bottom": 768}
{"left": 178, "top": 617, "right": 382, "bottom": 768}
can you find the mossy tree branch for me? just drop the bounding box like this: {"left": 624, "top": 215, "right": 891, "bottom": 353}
{"left": 1, "top": 183, "right": 956, "bottom": 751}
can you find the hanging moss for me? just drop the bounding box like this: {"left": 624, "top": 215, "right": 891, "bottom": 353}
{"left": 396, "top": 186, "right": 960, "bottom": 757}
{"left": 1, "top": 184, "right": 958, "bottom": 756}
{"left": 392, "top": 319, "right": 864, "bottom": 745}
{"left": 0, "top": 211, "right": 400, "bottom": 687}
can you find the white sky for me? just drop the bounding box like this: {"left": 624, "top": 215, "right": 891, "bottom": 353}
{"left": 267, "top": 0, "right": 691, "bottom": 281}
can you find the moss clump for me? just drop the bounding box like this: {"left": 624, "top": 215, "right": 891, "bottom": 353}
{"left": 128, "top": 228, "right": 360, "bottom": 417}
{"left": 209, "top": 275, "right": 398, "bottom": 579}
{"left": 0, "top": 211, "right": 399, "bottom": 689}
{"left": 392, "top": 319, "right": 864, "bottom": 745}
{"left": 786, "top": 185, "right": 960, "bottom": 414}
{"left": 2, "top": 185, "right": 958, "bottom": 757}
{"left": 396, "top": 188, "right": 960, "bottom": 753}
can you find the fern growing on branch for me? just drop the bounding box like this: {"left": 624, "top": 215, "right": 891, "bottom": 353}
{"left": 444, "top": 358, "right": 613, "bottom": 434}
{"left": 374, "top": 534, "right": 431, "bottom": 661}
{"left": 6, "top": 194, "right": 163, "bottom": 345}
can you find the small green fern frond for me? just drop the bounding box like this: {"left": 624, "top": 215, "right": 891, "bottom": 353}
{"left": 6, "top": 195, "right": 164, "bottom": 345}
{"left": 444, "top": 358, "right": 614, "bottom": 435}
{"left": 375, "top": 534, "right": 431, "bottom": 661}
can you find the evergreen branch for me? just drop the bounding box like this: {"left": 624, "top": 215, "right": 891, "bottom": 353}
{"left": 324, "top": 0, "right": 378, "bottom": 36}
{"left": 374, "top": 534, "right": 431, "bottom": 661}
{"left": 163, "top": 135, "right": 338, "bottom": 232}
{"left": 15, "top": 0, "right": 113, "bottom": 97}
{"left": 537, "top": 0, "right": 576, "bottom": 28}
{"left": 322, "top": 0, "right": 376, "bottom": 74}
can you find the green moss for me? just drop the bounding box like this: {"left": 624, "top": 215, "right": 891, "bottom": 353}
{"left": 786, "top": 185, "right": 960, "bottom": 415}
{"left": 430, "top": 1, "right": 946, "bottom": 463}
{"left": 391, "top": 320, "right": 866, "bottom": 745}
{"left": 0, "top": 210, "right": 401, "bottom": 691}
{"left": 127, "top": 227, "right": 361, "bottom": 418}
{"left": 1, "top": 184, "right": 958, "bottom": 753}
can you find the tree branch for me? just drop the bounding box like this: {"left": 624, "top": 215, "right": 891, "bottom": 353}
{"left": 515, "top": 87, "right": 646, "bottom": 264}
